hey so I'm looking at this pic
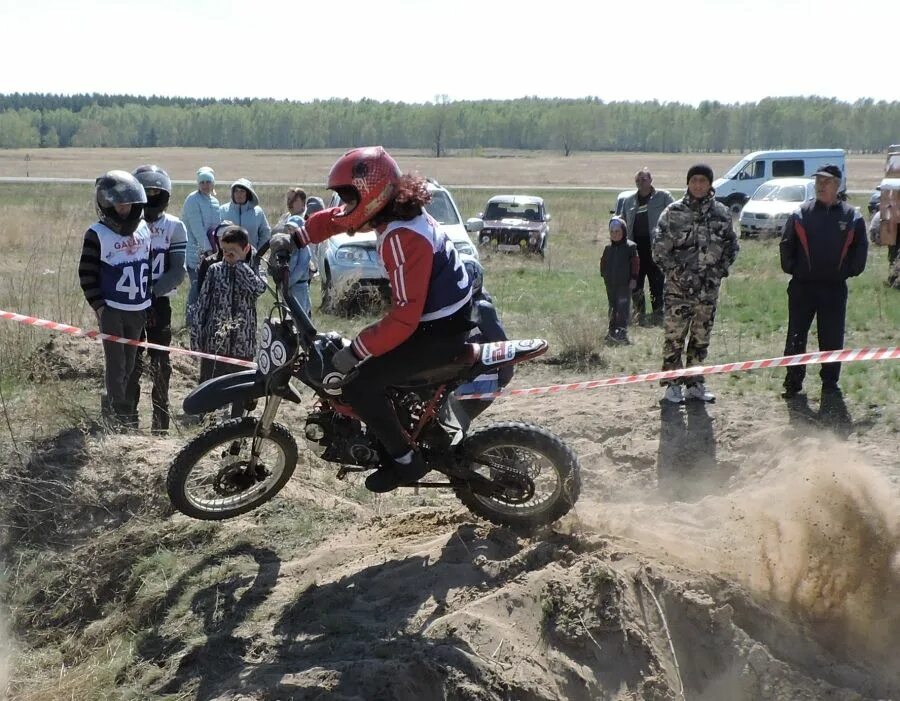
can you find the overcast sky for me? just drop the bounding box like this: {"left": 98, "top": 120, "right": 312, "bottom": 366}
{"left": 2, "top": 0, "right": 895, "bottom": 105}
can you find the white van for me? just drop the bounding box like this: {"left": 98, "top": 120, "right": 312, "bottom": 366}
{"left": 714, "top": 149, "right": 846, "bottom": 214}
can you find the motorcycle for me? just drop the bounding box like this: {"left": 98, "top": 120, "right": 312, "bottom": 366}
{"left": 166, "top": 246, "right": 581, "bottom": 532}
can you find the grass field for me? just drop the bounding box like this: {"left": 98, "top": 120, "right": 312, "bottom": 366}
{"left": 0, "top": 160, "right": 897, "bottom": 429}
{"left": 0, "top": 147, "right": 889, "bottom": 191}
{"left": 1, "top": 150, "right": 898, "bottom": 700}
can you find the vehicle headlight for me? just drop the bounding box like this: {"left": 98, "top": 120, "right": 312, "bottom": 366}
{"left": 454, "top": 242, "right": 475, "bottom": 256}
{"left": 335, "top": 246, "right": 369, "bottom": 263}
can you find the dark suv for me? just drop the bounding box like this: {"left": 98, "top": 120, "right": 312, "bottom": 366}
{"left": 466, "top": 195, "right": 550, "bottom": 256}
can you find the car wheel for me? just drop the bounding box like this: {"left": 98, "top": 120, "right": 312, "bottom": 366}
{"left": 320, "top": 265, "right": 336, "bottom": 314}
{"left": 727, "top": 197, "right": 745, "bottom": 217}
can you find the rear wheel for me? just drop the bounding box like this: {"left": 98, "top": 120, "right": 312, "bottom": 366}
{"left": 454, "top": 422, "right": 580, "bottom": 532}
{"left": 167, "top": 417, "right": 297, "bottom": 520}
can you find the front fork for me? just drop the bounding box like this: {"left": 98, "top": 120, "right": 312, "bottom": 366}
{"left": 243, "top": 395, "right": 283, "bottom": 476}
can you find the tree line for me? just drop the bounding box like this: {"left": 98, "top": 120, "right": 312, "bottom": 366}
{"left": 0, "top": 93, "right": 897, "bottom": 155}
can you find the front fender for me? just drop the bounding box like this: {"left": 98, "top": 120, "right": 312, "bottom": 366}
{"left": 183, "top": 370, "right": 303, "bottom": 414}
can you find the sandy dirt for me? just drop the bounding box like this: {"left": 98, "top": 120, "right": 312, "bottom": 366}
{"left": 3, "top": 333, "right": 899, "bottom": 701}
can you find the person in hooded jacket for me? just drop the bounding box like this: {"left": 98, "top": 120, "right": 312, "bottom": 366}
{"left": 182, "top": 166, "right": 221, "bottom": 327}
{"left": 653, "top": 164, "right": 739, "bottom": 404}
{"left": 219, "top": 178, "right": 271, "bottom": 251}
{"left": 78, "top": 170, "right": 152, "bottom": 428}
{"left": 600, "top": 216, "right": 640, "bottom": 344}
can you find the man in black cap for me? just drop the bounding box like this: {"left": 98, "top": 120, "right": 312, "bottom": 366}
{"left": 653, "top": 164, "right": 739, "bottom": 404}
{"left": 779, "top": 164, "right": 867, "bottom": 398}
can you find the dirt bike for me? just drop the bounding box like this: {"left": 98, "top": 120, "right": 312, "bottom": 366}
{"left": 166, "top": 246, "right": 581, "bottom": 532}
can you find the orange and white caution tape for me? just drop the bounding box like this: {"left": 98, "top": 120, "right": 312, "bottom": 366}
{"left": 0, "top": 309, "right": 256, "bottom": 369}
{"left": 2, "top": 309, "right": 897, "bottom": 395}
{"left": 456, "top": 346, "right": 900, "bottom": 400}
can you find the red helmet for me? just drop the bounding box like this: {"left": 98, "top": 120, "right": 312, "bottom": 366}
{"left": 327, "top": 146, "right": 401, "bottom": 232}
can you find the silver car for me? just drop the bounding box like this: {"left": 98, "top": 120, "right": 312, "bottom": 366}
{"left": 739, "top": 178, "right": 815, "bottom": 239}
{"left": 317, "top": 179, "right": 478, "bottom": 314}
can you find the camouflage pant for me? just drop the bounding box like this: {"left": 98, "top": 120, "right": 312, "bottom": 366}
{"left": 661, "top": 291, "right": 718, "bottom": 386}
{"left": 889, "top": 247, "right": 900, "bottom": 289}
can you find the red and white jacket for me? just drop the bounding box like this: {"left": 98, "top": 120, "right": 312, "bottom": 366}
{"left": 298, "top": 212, "right": 471, "bottom": 359}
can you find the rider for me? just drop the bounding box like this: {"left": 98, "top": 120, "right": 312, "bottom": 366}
{"left": 270, "top": 146, "right": 473, "bottom": 493}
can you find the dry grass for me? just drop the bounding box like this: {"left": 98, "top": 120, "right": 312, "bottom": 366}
{"left": 0, "top": 147, "right": 887, "bottom": 190}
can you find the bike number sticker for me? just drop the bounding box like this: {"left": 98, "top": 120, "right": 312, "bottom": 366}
{"left": 482, "top": 341, "right": 514, "bottom": 366}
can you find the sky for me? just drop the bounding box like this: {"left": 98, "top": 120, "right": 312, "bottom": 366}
{"left": 1, "top": 0, "right": 896, "bottom": 105}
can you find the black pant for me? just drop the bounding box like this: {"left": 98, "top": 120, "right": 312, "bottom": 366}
{"left": 126, "top": 297, "right": 172, "bottom": 431}
{"left": 632, "top": 235, "right": 664, "bottom": 317}
{"left": 99, "top": 306, "right": 146, "bottom": 422}
{"left": 783, "top": 279, "right": 848, "bottom": 390}
{"left": 342, "top": 311, "right": 471, "bottom": 457}
{"left": 604, "top": 281, "right": 631, "bottom": 336}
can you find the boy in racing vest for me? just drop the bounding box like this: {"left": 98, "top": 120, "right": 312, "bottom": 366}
{"left": 124, "top": 165, "right": 187, "bottom": 433}
{"left": 78, "top": 171, "right": 152, "bottom": 429}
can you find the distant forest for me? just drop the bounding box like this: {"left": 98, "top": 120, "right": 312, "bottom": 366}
{"left": 0, "top": 93, "right": 897, "bottom": 155}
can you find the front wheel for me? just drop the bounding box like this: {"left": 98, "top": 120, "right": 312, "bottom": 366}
{"left": 454, "top": 422, "right": 580, "bottom": 532}
{"left": 167, "top": 417, "right": 298, "bottom": 520}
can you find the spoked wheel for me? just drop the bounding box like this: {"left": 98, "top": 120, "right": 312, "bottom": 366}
{"left": 454, "top": 422, "right": 581, "bottom": 532}
{"left": 167, "top": 417, "right": 298, "bottom": 520}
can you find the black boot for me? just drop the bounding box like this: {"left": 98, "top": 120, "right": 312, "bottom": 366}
{"left": 365, "top": 452, "right": 430, "bottom": 493}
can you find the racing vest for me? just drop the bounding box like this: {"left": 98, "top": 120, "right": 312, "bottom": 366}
{"left": 146, "top": 213, "right": 186, "bottom": 297}
{"left": 95, "top": 221, "right": 152, "bottom": 311}
{"left": 382, "top": 213, "right": 472, "bottom": 322}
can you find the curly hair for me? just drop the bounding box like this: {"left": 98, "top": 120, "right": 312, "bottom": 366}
{"left": 370, "top": 174, "right": 432, "bottom": 225}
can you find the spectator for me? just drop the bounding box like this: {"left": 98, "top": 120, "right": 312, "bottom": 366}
{"left": 191, "top": 225, "right": 267, "bottom": 417}
{"left": 274, "top": 186, "right": 307, "bottom": 231}
{"left": 600, "top": 216, "right": 640, "bottom": 345}
{"left": 78, "top": 171, "right": 152, "bottom": 429}
{"left": 182, "top": 166, "right": 221, "bottom": 326}
{"left": 124, "top": 165, "right": 187, "bottom": 434}
{"left": 455, "top": 255, "right": 513, "bottom": 422}
{"left": 620, "top": 168, "right": 673, "bottom": 326}
{"left": 780, "top": 164, "right": 867, "bottom": 398}
{"left": 219, "top": 178, "right": 271, "bottom": 251}
{"left": 283, "top": 215, "right": 314, "bottom": 317}
{"left": 653, "top": 164, "right": 739, "bottom": 404}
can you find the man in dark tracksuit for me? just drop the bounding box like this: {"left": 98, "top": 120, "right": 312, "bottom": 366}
{"left": 780, "top": 164, "right": 867, "bottom": 397}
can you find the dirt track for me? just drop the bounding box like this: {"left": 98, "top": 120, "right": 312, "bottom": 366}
{"left": 6, "top": 335, "right": 898, "bottom": 700}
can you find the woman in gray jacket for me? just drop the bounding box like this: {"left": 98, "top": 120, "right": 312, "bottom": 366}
{"left": 219, "top": 178, "right": 271, "bottom": 251}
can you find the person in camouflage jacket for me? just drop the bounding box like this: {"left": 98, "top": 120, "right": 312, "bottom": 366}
{"left": 652, "top": 164, "right": 739, "bottom": 404}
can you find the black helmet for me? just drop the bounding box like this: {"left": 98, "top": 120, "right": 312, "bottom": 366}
{"left": 133, "top": 164, "right": 171, "bottom": 221}
{"left": 304, "top": 196, "right": 326, "bottom": 219}
{"left": 95, "top": 170, "right": 146, "bottom": 236}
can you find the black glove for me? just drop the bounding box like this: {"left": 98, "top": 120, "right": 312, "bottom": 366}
{"left": 332, "top": 346, "right": 359, "bottom": 374}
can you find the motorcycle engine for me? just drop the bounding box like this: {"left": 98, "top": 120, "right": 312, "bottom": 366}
{"left": 304, "top": 409, "right": 379, "bottom": 466}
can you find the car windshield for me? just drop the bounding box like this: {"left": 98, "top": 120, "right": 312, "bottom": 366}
{"left": 723, "top": 159, "right": 750, "bottom": 179}
{"left": 484, "top": 201, "right": 543, "bottom": 221}
{"left": 752, "top": 184, "right": 808, "bottom": 202}
{"left": 425, "top": 191, "right": 460, "bottom": 225}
